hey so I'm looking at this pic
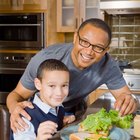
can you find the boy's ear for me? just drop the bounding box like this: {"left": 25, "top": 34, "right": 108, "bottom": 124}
{"left": 34, "top": 78, "right": 41, "bottom": 90}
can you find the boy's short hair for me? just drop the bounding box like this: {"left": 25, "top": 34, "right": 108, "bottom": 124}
{"left": 37, "top": 59, "right": 69, "bottom": 79}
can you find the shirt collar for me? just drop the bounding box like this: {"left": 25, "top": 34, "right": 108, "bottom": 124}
{"left": 33, "top": 93, "right": 63, "bottom": 116}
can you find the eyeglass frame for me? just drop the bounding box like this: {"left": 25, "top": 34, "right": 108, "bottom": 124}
{"left": 77, "top": 32, "right": 108, "bottom": 53}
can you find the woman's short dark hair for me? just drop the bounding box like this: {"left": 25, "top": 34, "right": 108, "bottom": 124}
{"left": 78, "top": 18, "right": 112, "bottom": 45}
{"left": 37, "top": 59, "right": 69, "bottom": 79}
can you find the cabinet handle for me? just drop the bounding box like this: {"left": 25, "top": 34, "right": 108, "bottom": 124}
{"left": 81, "top": 18, "right": 83, "bottom": 23}
{"left": 75, "top": 18, "right": 78, "bottom": 29}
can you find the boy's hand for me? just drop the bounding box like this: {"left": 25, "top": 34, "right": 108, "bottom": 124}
{"left": 36, "top": 121, "right": 58, "bottom": 140}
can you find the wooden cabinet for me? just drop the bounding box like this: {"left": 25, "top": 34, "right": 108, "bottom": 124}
{"left": 46, "top": 0, "right": 65, "bottom": 46}
{"left": 0, "top": 0, "right": 11, "bottom": 8}
{"left": 23, "top": 0, "right": 47, "bottom": 10}
{"left": 0, "top": 0, "right": 10, "bottom": 5}
{"left": 57, "top": 0, "right": 101, "bottom": 32}
{"left": 0, "top": 0, "right": 47, "bottom": 11}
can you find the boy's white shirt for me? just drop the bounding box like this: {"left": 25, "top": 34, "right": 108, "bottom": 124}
{"left": 13, "top": 93, "right": 63, "bottom": 140}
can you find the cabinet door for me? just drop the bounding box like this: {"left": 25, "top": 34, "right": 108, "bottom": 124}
{"left": 23, "top": 0, "right": 47, "bottom": 10}
{"left": 80, "top": 0, "right": 101, "bottom": 23}
{"left": 0, "top": 0, "right": 11, "bottom": 6}
{"left": 0, "top": 0, "right": 10, "bottom": 5}
{"left": 57, "top": 0, "right": 79, "bottom": 32}
{"left": 57, "top": 0, "right": 101, "bottom": 32}
{"left": 0, "top": 0, "right": 47, "bottom": 10}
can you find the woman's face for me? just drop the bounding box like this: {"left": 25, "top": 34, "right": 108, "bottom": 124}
{"left": 35, "top": 70, "right": 69, "bottom": 108}
{"left": 71, "top": 24, "right": 110, "bottom": 70}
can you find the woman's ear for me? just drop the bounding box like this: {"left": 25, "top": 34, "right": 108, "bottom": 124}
{"left": 34, "top": 78, "right": 41, "bottom": 90}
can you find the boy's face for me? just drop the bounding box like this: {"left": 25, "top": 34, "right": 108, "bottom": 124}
{"left": 35, "top": 70, "right": 69, "bottom": 108}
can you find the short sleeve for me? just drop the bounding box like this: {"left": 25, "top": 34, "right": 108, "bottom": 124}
{"left": 105, "top": 60, "right": 126, "bottom": 90}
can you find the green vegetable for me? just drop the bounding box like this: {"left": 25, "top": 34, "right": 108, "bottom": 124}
{"left": 79, "top": 108, "right": 133, "bottom": 134}
{"left": 108, "top": 109, "right": 133, "bottom": 129}
{"left": 98, "top": 138, "right": 111, "bottom": 140}
{"left": 80, "top": 108, "right": 112, "bottom": 133}
{"left": 85, "top": 138, "right": 92, "bottom": 140}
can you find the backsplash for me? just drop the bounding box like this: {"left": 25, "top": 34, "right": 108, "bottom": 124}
{"left": 105, "top": 14, "right": 140, "bottom": 68}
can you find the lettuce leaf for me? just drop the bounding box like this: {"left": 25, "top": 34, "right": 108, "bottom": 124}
{"left": 108, "top": 109, "right": 133, "bottom": 129}
{"left": 80, "top": 108, "right": 112, "bottom": 133}
{"left": 79, "top": 108, "right": 132, "bottom": 134}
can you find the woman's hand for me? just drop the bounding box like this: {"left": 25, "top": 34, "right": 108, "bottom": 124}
{"left": 10, "top": 101, "right": 34, "bottom": 132}
{"left": 36, "top": 121, "right": 58, "bottom": 140}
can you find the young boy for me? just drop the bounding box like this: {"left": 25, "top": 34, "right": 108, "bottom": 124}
{"left": 12, "top": 59, "right": 75, "bottom": 140}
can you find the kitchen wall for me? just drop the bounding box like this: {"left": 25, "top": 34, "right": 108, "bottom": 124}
{"left": 105, "top": 13, "right": 140, "bottom": 68}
